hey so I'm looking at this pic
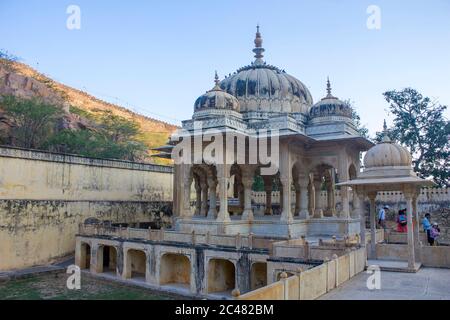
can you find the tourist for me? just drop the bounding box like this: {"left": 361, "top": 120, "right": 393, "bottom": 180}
{"left": 431, "top": 223, "right": 441, "bottom": 246}
{"left": 422, "top": 213, "right": 433, "bottom": 246}
{"left": 378, "top": 205, "right": 388, "bottom": 230}
{"left": 396, "top": 209, "right": 407, "bottom": 233}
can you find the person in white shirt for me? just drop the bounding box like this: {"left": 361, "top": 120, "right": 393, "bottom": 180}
{"left": 378, "top": 205, "right": 389, "bottom": 230}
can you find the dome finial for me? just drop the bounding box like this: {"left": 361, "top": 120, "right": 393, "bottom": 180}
{"left": 253, "top": 24, "right": 265, "bottom": 64}
{"left": 326, "top": 77, "right": 332, "bottom": 96}
{"left": 381, "top": 119, "right": 392, "bottom": 143}
{"left": 211, "top": 70, "right": 222, "bottom": 91}
{"left": 214, "top": 70, "right": 220, "bottom": 86}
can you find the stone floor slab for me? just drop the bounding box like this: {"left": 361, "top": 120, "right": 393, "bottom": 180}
{"left": 320, "top": 267, "right": 450, "bottom": 300}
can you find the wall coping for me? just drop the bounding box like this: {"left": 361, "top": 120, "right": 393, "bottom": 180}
{"left": 0, "top": 145, "right": 173, "bottom": 173}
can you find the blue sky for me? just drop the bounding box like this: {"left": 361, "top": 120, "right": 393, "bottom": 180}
{"left": 1, "top": 0, "right": 449, "bottom": 134}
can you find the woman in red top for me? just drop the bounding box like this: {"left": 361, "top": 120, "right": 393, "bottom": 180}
{"left": 397, "top": 209, "right": 408, "bottom": 233}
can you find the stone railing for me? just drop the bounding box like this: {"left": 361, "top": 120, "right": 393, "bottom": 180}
{"left": 251, "top": 188, "right": 450, "bottom": 204}
{"left": 237, "top": 247, "right": 367, "bottom": 300}
{"left": 365, "top": 229, "right": 385, "bottom": 245}
{"left": 78, "top": 223, "right": 274, "bottom": 250}
{"left": 271, "top": 236, "right": 360, "bottom": 261}
{"left": 385, "top": 230, "right": 427, "bottom": 244}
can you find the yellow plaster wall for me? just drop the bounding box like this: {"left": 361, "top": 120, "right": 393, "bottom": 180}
{"left": 0, "top": 147, "right": 173, "bottom": 271}
{"left": 160, "top": 254, "right": 191, "bottom": 285}
{"left": 207, "top": 259, "right": 235, "bottom": 293}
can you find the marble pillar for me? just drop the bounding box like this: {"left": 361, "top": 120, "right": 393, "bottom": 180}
{"left": 280, "top": 177, "right": 293, "bottom": 222}
{"left": 207, "top": 177, "right": 217, "bottom": 219}
{"left": 298, "top": 175, "right": 309, "bottom": 219}
{"left": 368, "top": 192, "right": 377, "bottom": 259}
{"left": 216, "top": 165, "right": 230, "bottom": 222}
{"left": 241, "top": 168, "right": 255, "bottom": 221}
{"left": 405, "top": 191, "right": 416, "bottom": 269}
{"left": 313, "top": 179, "right": 323, "bottom": 218}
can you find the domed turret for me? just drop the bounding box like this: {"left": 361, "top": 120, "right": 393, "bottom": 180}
{"left": 194, "top": 72, "right": 240, "bottom": 112}
{"left": 219, "top": 26, "right": 313, "bottom": 114}
{"left": 364, "top": 120, "right": 412, "bottom": 168}
{"left": 309, "top": 78, "right": 353, "bottom": 120}
{"left": 336, "top": 120, "right": 435, "bottom": 206}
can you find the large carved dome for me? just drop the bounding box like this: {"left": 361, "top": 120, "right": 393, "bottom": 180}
{"left": 219, "top": 26, "right": 313, "bottom": 114}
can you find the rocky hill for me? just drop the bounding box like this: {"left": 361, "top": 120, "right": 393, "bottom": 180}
{"left": 0, "top": 58, "right": 178, "bottom": 164}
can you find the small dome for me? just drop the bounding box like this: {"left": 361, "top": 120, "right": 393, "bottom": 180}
{"left": 309, "top": 79, "right": 352, "bottom": 119}
{"left": 219, "top": 26, "right": 313, "bottom": 114}
{"left": 194, "top": 72, "right": 240, "bottom": 112}
{"left": 364, "top": 122, "right": 412, "bottom": 168}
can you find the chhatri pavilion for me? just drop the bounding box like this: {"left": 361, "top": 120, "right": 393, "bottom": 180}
{"left": 155, "top": 26, "right": 373, "bottom": 239}
{"left": 75, "top": 27, "right": 436, "bottom": 298}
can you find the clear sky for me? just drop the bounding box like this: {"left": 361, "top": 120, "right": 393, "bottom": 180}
{"left": 1, "top": 0, "right": 449, "bottom": 135}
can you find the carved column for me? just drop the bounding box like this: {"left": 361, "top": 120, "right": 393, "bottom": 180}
{"left": 263, "top": 176, "right": 273, "bottom": 215}
{"left": 293, "top": 171, "right": 300, "bottom": 217}
{"left": 308, "top": 175, "right": 315, "bottom": 217}
{"left": 280, "top": 177, "right": 292, "bottom": 222}
{"left": 182, "top": 173, "right": 193, "bottom": 218}
{"left": 216, "top": 165, "right": 230, "bottom": 222}
{"left": 404, "top": 188, "right": 416, "bottom": 269}
{"left": 194, "top": 179, "right": 201, "bottom": 216}
{"left": 340, "top": 187, "right": 350, "bottom": 219}
{"left": 368, "top": 191, "right": 377, "bottom": 259}
{"left": 241, "top": 167, "right": 255, "bottom": 221}
{"left": 354, "top": 186, "right": 365, "bottom": 246}
{"left": 338, "top": 154, "right": 350, "bottom": 218}
{"left": 200, "top": 180, "right": 208, "bottom": 216}
{"left": 352, "top": 187, "right": 360, "bottom": 219}
{"left": 413, "top": 193, "right": 421, "bottom": 262}
{"left": 313, "top": 179, "right": 323, "bottom": 218}
{"left": 207, "top": 176, "right": 217, "bottom": 219}
{"left": 298, "top": 175, "right": 309, "bottom": 219}
{"left": 326, "top": 179, "right": 336, "bottom": 217}
{"left": 294, "top": 184, "right": 301, "bottom": 217}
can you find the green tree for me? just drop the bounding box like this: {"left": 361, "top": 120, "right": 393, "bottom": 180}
{"left": 252, "top": 175, "right": 264, "bottom": 192}
{"left": 95, "top": 110, "right": 141, "bottom": 144}
{"left": 381, "top": 88, "right": 450, "bottom": 187}
{"left": 46, "top": 129, "right": 104, "bottom": 158}
{"left": 47, "top": 109, "right": 147, "bottom": 161}
{"left": 343, "top": 99, "right": 369, "bottom": 138}
{"left": 351, "top": 109, "right": 369, "bottom": 138}
{"left": 0, "top": 95, "right": 63, "bottom": 149}
{"left": 94, "top": 110, "right": 147, "bottom": 161}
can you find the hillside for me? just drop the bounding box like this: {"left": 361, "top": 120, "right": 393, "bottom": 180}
{"left": 0, "top": 58, "right": 178, "bottom": 164}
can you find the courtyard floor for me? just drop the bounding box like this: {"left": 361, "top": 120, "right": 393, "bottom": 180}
{"left": 0, "top": 272, "right": 190, "bottom": 300}
{"left": 320, "top": 267, "right": 450, "bottom": 300}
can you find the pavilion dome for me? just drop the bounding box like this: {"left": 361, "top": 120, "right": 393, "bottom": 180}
{"left": 219, "top": 26, "right": 313, "bottom": 114}
{"left": 194, "top": 72, "right": 240, "bottom": 112}
{"left": 309, "top": 78, "right": 353, "bottom": 119}
{"left": 363, "top": 122, "right": 412, "bottom": 168}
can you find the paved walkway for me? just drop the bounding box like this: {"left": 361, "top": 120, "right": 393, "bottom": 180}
{"left": 320, "top": 267, "right": 450, "bottom": 300}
